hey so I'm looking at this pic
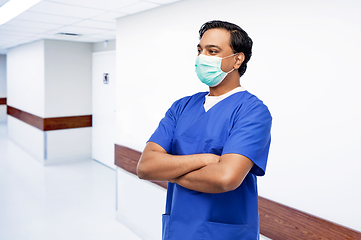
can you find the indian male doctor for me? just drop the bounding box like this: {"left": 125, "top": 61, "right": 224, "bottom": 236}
{"left": 137, "top": 20, "right": 272, "bottom": 240}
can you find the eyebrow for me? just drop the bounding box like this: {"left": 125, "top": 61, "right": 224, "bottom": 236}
{"left": 197, "top": 44, "right": 222, "bottom": 50}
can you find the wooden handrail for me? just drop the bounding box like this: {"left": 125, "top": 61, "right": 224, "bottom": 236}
{"left": 0, "top": 98, "right": 6, "bottom": 105}
{"left": 7, "top": 105, "right": 92, "bottom": 131}
{"left": 115, "top": 144, "right": 167, "bottom": 188}
{"left": 114, "top": 144, "right": 361, "bottom": 239}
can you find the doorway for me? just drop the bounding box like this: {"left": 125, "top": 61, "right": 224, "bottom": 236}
{"left": 92, "top": 51, "right": 116, "bottom": 169}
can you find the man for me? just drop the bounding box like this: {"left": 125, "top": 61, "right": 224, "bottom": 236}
{"left": 137, "top": 20, "right": 272, "bottom": 240}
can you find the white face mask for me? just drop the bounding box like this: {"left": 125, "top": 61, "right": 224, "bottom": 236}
{"left": 195, "top": 53, "right": 237, "bottom": 87}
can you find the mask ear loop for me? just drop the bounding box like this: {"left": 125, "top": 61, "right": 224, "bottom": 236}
{"left": 222, "top": 53, "right": 239, "bottom": 74}
{"left": 221, "top": 53, "right": 239, "bottom": 59}
{"left": 225, "top": 68, "right": 235, "bottom": 74}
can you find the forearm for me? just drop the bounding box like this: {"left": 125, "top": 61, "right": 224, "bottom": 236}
{"left": 137, "top": 142, "right": 220, "bottom": 181}
{"left": 138, "top": 151, "right": 211, "bottom": 181}
{"left": 172, "top": 164, "right": 229, "bottom": 193}
{"left": 173, "top": 153, "right": 254, "bottom": 193}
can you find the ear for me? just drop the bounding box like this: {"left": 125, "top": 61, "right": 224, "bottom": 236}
{"left": 234, "top": 52, "right": 245, "bottom": 70}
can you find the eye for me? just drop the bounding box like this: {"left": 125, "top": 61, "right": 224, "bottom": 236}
{"left": 209, "top": 49, "right": 219, "bottom": 55}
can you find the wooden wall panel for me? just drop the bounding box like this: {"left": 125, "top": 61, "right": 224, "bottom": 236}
{"left": 0, "top": 98, "right": 6, "bottom": 105}
{"left": 114, "top": 144, "right": 168, "bottom": 189}
{"left": 114, "top": 144, "right": 361, "bottom": 239}
{"left": 7, "top": 105, "right": 44, "bottom": 130}
{"left": 7, "top": 105, "right": 92, "bottom": 131}
{"left": 44, "top": 115, "right": 92, "bottom": 131}
{"left": 259, "top": 196, "right": 361, "bottom": 240}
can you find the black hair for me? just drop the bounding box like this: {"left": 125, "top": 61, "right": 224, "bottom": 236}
{"left": 199, "top": 20, "right": 253, "bottom": 77}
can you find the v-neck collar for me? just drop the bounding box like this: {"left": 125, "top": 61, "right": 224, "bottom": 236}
{"left": 204, "top": 87, "right": 246, "bottom": 112}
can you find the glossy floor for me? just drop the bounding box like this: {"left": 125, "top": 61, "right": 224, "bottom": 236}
{"left": 0, "top": 124, "right": 141, "bottom": 240}
{"left": 0, "top": 123, "right": 271, "bottom": 240}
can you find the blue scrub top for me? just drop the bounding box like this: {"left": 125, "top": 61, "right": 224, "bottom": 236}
{"left": 149, "top": 91, "right": 272, "bottom": 240}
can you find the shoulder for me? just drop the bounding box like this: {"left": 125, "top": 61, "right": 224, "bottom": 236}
{"left": 170, "top": 92, "right": 208, "bottom": 112}
{"left": 233, "top": 91, "right": 272, "bottom": 120}
{"left": 234, "top": 90, "right": 264, "bottom": 105}
{"left": 176, "top": 91, "right": 208, "bottom": 104}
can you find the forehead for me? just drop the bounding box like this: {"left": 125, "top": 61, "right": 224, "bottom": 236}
{"left": 199, "top": 28, "right": 231, "bottom": 48}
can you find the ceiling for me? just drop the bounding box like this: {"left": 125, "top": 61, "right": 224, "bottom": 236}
{"left": 0, "top": 0, "right": 182, "bottom": 54}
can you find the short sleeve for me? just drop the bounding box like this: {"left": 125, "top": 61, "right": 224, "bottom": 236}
{"left": 222, "top": 101, "right": 272, "bottom": 176}
{"left": 148, "top": 98, "right": 184, "bottom": 153}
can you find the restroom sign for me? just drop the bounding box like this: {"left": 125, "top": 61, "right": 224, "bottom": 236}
{"left": 103, "top": 73, "right": 109, "bottom": 84}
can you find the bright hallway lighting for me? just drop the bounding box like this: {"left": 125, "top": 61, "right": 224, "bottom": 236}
{"left": 0, "top": 0, "right": 42, "bottom": 25}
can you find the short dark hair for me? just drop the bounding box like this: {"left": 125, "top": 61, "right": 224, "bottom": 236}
{"left": 199, "top": 20, "right": 253, "bottom": 77}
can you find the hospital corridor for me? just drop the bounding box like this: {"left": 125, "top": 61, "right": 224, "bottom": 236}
{"left": 1, "top": 0, "right": 361, "bottom": 239}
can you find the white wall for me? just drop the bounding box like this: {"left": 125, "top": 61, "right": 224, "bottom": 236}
{"left": 44, "top": 40, "right": 92, "bottom": 118}
{"left": 7, "top": 40, "right": 45, "bottom": 159}
{"left": 115, "top": 0, "right": 361, "bottom": 233}
{"left": 116, "top": 168, "right": 166, "bottom": 240}
{"left": 6, "top": 40, "right": 92, "bottom": 118}
{"left": 7, "top": 115, "right": 45, "bottom": 162}
{"left": 0, "top": 54, "right": 6, "bottom": 123}
{"left": 0, "top": 106, "right": 6, "bottom": 123}
{"left": 7, "top": 39, "right": 93, "bottom": 165}
{"left": 93, "top": 40, "right": 116, "bottom": 53}
{"left": 43, "top": 40, "right": 93, "bottom": 164}
{"left": 46, "top": 127, "right": 92, "bottom": 165}
{"left": 7, "top": 40, "right": 45, "bottom": 117}
{"left": 0, "top": 54, "right": 6, "bottom": 98}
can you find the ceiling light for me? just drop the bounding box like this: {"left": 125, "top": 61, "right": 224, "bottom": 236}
{"left": 56, "top": 32, "right": 82, "bottom": 37}
{"left": 0, "top": 0, "right": 42, "bottom": 25}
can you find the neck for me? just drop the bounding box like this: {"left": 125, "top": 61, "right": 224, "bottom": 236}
{"left": 209, "top": 72, "right": 241, "bottom": 96}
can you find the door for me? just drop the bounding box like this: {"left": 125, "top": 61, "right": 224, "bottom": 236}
{"left": 92, "top": 51, "right": 116, "bottom": 169}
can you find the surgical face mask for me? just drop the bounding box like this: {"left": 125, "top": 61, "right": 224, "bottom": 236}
{"left": 195, "top": 53, "right": 237, "bottom": 87}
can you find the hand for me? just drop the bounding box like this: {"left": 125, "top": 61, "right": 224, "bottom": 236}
{"left": 202, "top": 153, "right": 221, "bottom": 166}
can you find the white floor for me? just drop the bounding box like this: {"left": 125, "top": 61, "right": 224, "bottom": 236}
{"left": 0, "top": 123, "right": 272, "bottom": 240}
{"left": 0, "top": 124, "right": 141, "bottom": 240}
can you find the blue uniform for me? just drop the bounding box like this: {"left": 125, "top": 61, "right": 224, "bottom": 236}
{"left": 149, "top": 91, "right": 272, "bottom": 240}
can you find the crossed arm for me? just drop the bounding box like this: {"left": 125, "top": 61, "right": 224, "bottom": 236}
{"left": 136, "top": 141, "right": 254, "bottom": 193}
